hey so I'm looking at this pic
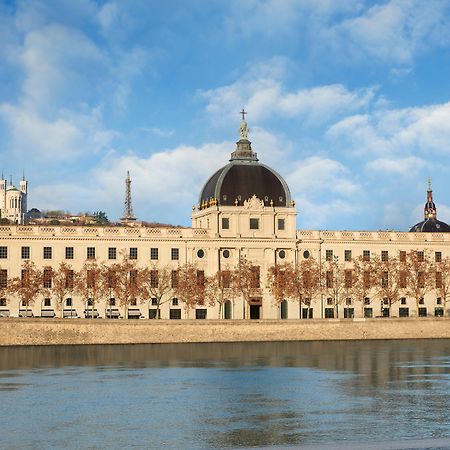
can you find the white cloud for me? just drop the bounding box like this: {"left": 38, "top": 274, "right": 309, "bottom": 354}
{"left": 365, "top": 156, "right": 426, "bottom": 175}
{"left": 329, "top": 0, "right": 450, "bottom": 66}
{"left": 201, "top": 68, "right": 374, "bottom": 125}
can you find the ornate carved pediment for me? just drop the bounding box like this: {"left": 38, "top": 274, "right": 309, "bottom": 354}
{"left": 243, "top": 195, "right": 264, "bottom": 210}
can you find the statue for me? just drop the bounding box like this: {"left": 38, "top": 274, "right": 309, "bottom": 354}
{"left": 239, "top": 120, "right": 249, "bottom": 139}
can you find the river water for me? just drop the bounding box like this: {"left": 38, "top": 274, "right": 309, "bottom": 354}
{"left": 0, "top": 340, "right": 449, "bottom": 450}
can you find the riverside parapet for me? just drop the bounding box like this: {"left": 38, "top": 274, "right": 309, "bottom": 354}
{"left": 0, "top": 317, "right": 449, "bottom": 346}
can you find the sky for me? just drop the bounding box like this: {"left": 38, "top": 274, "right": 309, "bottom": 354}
{"left": 1, "top": 0, "right": 450, "bottom": 231}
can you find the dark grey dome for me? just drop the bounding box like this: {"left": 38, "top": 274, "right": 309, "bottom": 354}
{"left": 199, "top": 138, "right": 291, "bottom": 208}
{"left": 409, "top": 219, "right": 450, "bottom": 233}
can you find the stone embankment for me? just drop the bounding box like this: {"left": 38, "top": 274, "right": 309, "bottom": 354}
{"left": 0, "top": 317, "right": 449, "bottom": 346}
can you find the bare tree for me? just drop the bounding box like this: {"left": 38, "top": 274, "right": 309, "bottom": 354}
{"left": 204, "top": 270, "right": 234, "bottom": 319}
{"left": 435, "top": 256, "right": 450, "bottom": 317}
{"left": 405, "top": 250, "right": 434, "bottom": 316}
{"left": 51, "top": 262, "right": 77, "bottom": 318}
{"left": 351, "top": 256, "right": 377, "bottom": 316}
{"left": 173, "top": 263, "right": 205, "bottom": 317}
{"left": 109, "top": 256, "right": 143, "bottom": 319}
{"left": 322, "top": 256, "right": 345, "bottom": 318}
{"left": 373, "top": 255, "right": 404, "bottom": 316}
{"left": 7, "top": 261, "right": 44, "bottom": 317}
{"left": 231, "top": 257, "right": 261, "bottom": 319}
{"left": 267, "top": 263, "right": 292, "bottom": 308}
{"left": 75, "top": 261, "right": 105, "bottom": 318}
{"left": 141, "top": 265, "right": 173, "bottom": 319}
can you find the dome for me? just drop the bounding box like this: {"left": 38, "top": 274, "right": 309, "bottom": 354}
{"left": 199, "top": 119, "right": 291, "bottom": 208}
{"left": 409, "top": 180, "right": 450, "bottom": 232}
{"left": 410, "top": 219, "right": 450, "bottom": 233}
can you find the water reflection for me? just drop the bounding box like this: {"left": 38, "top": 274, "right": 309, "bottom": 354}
{"left": 0, "top": 340, "right": 449, "bottom": 449}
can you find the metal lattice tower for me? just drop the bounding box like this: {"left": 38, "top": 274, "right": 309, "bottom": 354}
{"left": 120, "top": 171, "right": 136, "bottom": 223}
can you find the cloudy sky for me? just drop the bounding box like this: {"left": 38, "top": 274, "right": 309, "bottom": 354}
{"left": 1, "top": 0, "right": 450, "bottom": 230}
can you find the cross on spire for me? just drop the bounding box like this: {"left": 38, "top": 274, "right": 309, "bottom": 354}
{"left": 240, "top": 108, "right": 247, "bottom": 121}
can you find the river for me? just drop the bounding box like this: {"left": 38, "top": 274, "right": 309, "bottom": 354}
{"left": 0, "top": 340, "right": 449, "bottom": 449}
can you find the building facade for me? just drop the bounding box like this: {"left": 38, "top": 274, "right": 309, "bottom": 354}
{"left": 0, "top": 118, "right": 449, "bottom": 319}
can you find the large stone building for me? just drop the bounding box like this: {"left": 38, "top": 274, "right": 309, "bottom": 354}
{"left": 0, "top": 117, "right": 449, "bottom": 319}
{"left": 0, "top": 174, "right": 28, "bottom": 224}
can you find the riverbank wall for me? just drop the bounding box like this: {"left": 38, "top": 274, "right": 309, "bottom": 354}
{"left": 1, "top": 317, "right": 449, "bottom": 346}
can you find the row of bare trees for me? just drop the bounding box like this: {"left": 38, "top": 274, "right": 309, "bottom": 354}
{"left": 0, "top": 256, "right": 265, "bottom": 319}
{"left": 0, "top": 250, "right": 449, "bottom": 318}
{"left": 267, "top": 251, "right": 450, "bottom": 317}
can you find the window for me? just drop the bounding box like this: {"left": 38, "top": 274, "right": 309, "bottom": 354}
{"left": 130, "top": 270, "right": 137, "bottom": 286}
{"left": 130, "top": 298, "right": 137, "bottom": 306}
{"left": 197, "top": 270, "right": 205, "bottom": 288}
{"left": 87, "top": 247, "right": 95, "bottom": 260}
{"left": 435, "top": 251, "right": 442, "bottom": 262}
{"left": 196, "top": 309, "right": 207, "bottom": 319}
{"left": 325, "top": 250, "right": 333, "bottom": 261}
{"left": 277, "top": 218, "right": 285, "bottom": 230}
{"left": 344, "top": 250, "right": 352, "bottom": 262}
{"left": 44, "top": 298, "right": 51, "bottom": 307}
{"left": 109, "top": 298, "right": 115, "bottom": 306}
{"left": 108, "top": 247, "right": 117, "bottom": 260}
{"left": 65, "top": 247, "right": 74, "bottom": 259}
{"left": 325, "top": 308, "right": 334, "bottom": 318}
{"left": 417, "top": 251, "right": 424, "bottom": 262}
{"left": 171, "top": 270, "right": 178, "bottom": 288}
{"left": 65, "top": 270, "right": 74, "bottom": 289}
{"left": 327, "top": 297, "right": 333, "bottom": 306}
{"left": 43, "top": 247, "right": 52, "bottom": 259}
{"left": 381, "top": 271, "right": 388, "bottom": 288}
{"left": 344, "top": 308, "right": 354, "bottom": 318}
{"left": 0, "top": 270, "right": 7, "bottom": 288}
{"left": 381, "top": 251, "right": 388, "bottom": 262}
{"left": 250, "top": 266, "right": 260, "bottom": 288}
{"left": 249, "top": 218, "right": 259, "bottom": 230}
{"left": 303, "top": 250, "right": 310, "bottom": 259}
{"left": 419, "top": 297, "right": 425, "bottom": 305}
{"left": 435, "top": 307, "right": 444, "bottom": 317}
{"left": 150, "top": 270, "right": 158, "bottom": 288}
{"left": 279, "top": 250, "right": 286, "bottom": 259}
{"left": 345, "top": 297, "right": 352, "bottom": 305}
{"left": 170, "top": 309, "right": 181, "bottom": 319}
{"left": 0, "top": 246, "right": 7, "bottom": 259}
{"left": 129, "top": 248, "right": 138, "bottom": 260}
{"left": 437, "top": 297, "right": 442, "bottom": 305}
{"left": 66, "top": 298, "right": 72, "bottom": 307}
{"left": 399, "top": 308, "right": 409, "bottom": 317}
{"left": 0, "top": 299, "right": 6, "bottom": 307}
{"left": 399, "top": 251, "right": 406, "bottom": 262}
{"left": 363, "top": 250, "right": 370, "bottom": 261}
{"left": 418, "top": 272, "right": 425, "bottom": 288}
{"left": 401, "top": 297, "right": 407, "bottom": 305}
{"left": 364, "top": 308, "right": 373, "bottom": 318}
{"left": 399, "top": 271, "right": 407, "bottom": 289}
{"left": 149, "top": 309, "right": 160, "bottom": 319}
{"left": 87, "top": 271, "right": 94, "bottom": 289}
{"left": 364, "top": 297, "right": 370, "bottom": 305}
{"left": 344, "top": 270, "right": 352, "bottom": 288}
{"left": 172, "top": 298, "right": 179, "bottom": 306}
{"left": 171, "top": 248, "right": 179, "bottom": 260}
{"left": 222, "top": 249, "right": 230, "bottom": 258}
{"left": 150, "top": 248, "right": 158, "bottom": 260}
{"left": 151, "top": 298, "right": 158, "bottom": 306}
{"left": 326, "top": 271, "right": 333, "bottom": 288}
{"left": 43, "top": 268, "right": 52, "bottom": 288}
{"left": 21, "top": 246, "right": 30, "bottom": 259}
{"left": 418, "top": 307, "right": 427, "bottom": 317}
{"left": 197, "top": 249, "right": 205, "bottom": 258}
{"left": 221, "top": 218, "right": 229, "bottom": 230}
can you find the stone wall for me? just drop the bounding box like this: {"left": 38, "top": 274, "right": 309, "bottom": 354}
{"left": 1, "top": 317, "right": 449, "bottom": 346}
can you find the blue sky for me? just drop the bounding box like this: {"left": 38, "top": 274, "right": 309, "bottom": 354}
{"left": 1, "top": 0, "right": 450, "bottom": 230}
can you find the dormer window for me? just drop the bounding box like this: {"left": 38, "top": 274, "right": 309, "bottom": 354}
{"left": 250, "top": 218, "right": 259, "bottom": 230}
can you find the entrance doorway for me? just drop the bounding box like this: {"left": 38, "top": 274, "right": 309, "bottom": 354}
{"left": 250, "top": 304, "right": 260, "bottom": 319}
